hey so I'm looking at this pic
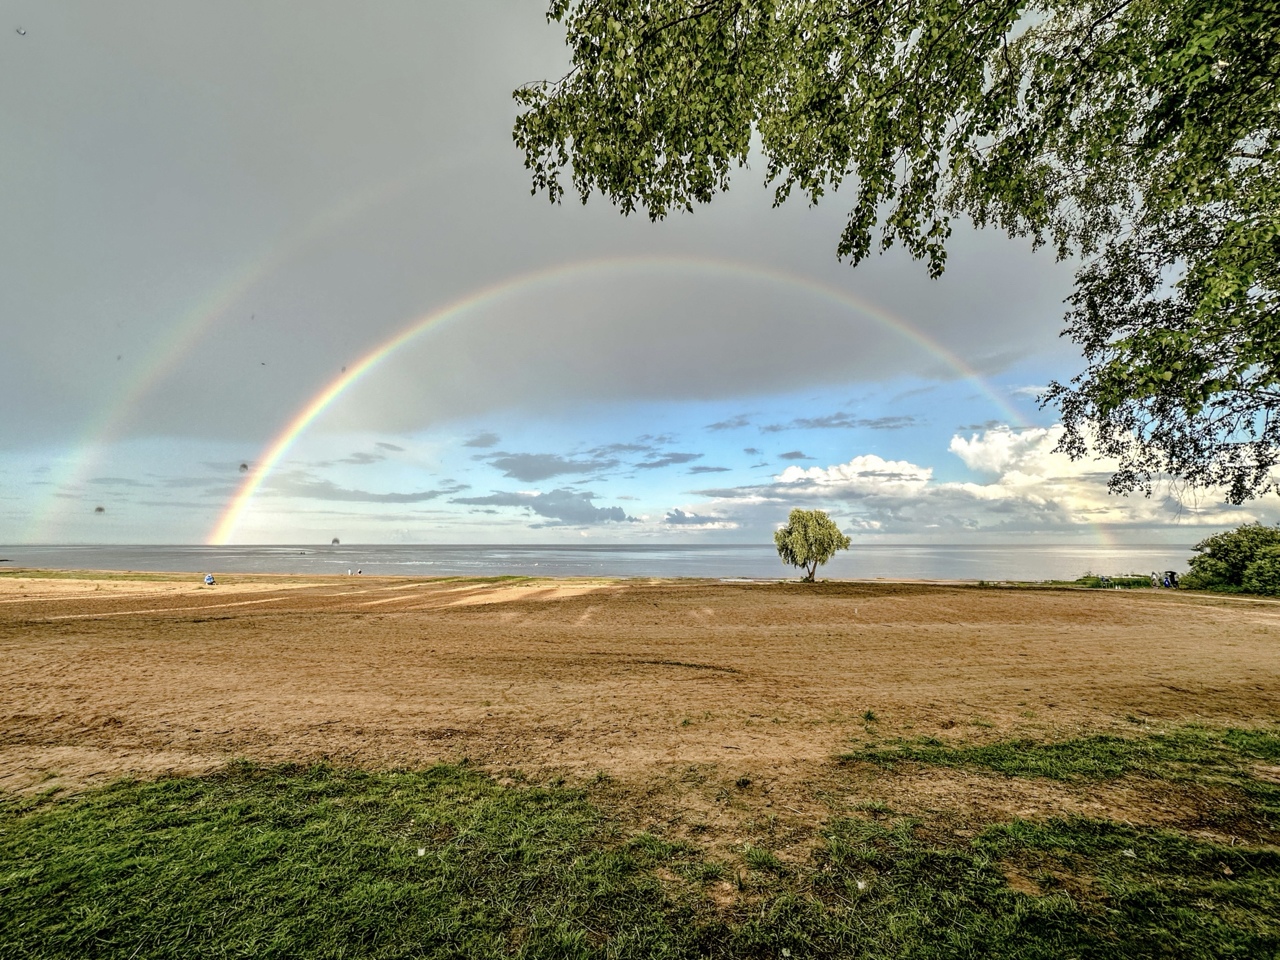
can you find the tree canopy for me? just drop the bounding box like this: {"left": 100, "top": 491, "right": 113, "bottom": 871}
{"left": 774, "top": 508, "right": 851, "bottom": 580}
{"left": 514, "top": 0, "right": 1280, "bottom": 502}
{"left": 1181, "top": 522, "right": 1280, "bottom": 593}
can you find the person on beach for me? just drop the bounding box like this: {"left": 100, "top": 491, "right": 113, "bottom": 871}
{"left": 204, "top": 573, "right": 215, "bottom": 586}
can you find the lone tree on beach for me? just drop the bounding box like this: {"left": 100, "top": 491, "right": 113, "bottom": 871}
{"left": 775, "top": 509, "right": 851, "bottom": 582}
{"left": 515, "top": 0, "right": 1280, "bottom": 502}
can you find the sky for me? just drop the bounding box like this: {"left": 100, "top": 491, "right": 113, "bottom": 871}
{"left": 2, "top": 1, "right": 1273, "bottom": 546}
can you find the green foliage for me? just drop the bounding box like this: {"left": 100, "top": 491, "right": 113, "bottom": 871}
{"left": 773, "top": 507, "right": 851, "bottom": 581}
{"left": 850, "top": 723, "right": 1280, "bottom": 868}
{"left": 0, "top": 763, "right": 693, "bottom": 959}
{"left": 515, "top": 0, "right": 1280, "bottom": 500}
{"left": 1244, "top": 546, "right": 1280, "bottom": 595}
{"left": 1181, "top": 522, "right": 1280, "bottom": 591}
{"left": 850, "top": 725, "right": 1280, "bottom": 786}
{"left": 1071, "top": 574, "right": 1154, "bottom": 589}
{"left": 817, "top": 813, "right": 1280, "bottom": 959}
{"left": 3, "top": 736, "right": 1280, "bottom": 958}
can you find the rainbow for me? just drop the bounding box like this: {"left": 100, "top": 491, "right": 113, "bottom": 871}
{"left": 26, "top": 155, "right": 482, "bottom": 543}
{"left": 208, "top": 255, "right": 1032, "bottom": 545}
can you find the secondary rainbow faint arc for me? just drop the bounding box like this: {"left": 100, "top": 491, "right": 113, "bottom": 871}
{"left": 27, "top": 155, "right": 480, "bottom": 543}
{"left": 209, "top": 255, "right": 1032, "bottom": 545}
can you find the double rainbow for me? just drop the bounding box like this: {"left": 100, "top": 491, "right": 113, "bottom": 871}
{"left": 208, "top": 255, "right": 1029, "bottom": 545}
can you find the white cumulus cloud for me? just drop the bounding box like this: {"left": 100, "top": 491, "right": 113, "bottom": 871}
{"left": 776, "top": 454, "right": 932, "bottom": 491}
{"left": 678, "top": 425, "right": 1270, "bottom": 538}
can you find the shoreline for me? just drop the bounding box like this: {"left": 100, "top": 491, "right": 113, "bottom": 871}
{"left": 0, "top": 542, "right": 1194, "bottom": 583}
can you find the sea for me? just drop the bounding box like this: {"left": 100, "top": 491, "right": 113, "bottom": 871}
{"left": 0, "top": 543, "right": 1193, "bottom": 582}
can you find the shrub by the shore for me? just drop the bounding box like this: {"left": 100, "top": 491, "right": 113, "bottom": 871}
{"left": 1182, "top": 523, "right": 1280, "bottom": 595}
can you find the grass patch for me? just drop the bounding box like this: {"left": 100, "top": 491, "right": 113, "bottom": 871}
{"left": 848, "top": 725, "right": 1280, "bottom": 782}
{"left": 1070, "top": 575, "right": 1159, "bottom": 589}
{"left": 2, "top": 756, "right": 1278, "bottom": 958}
{"left": 0, "top": 762, "right": 701, "bottom": 959}
{"left": 810, "top": 815, "right": 1280, "bottom": 958}
{"left": 845, "top": 725, "right": 1280, "bottom": 840}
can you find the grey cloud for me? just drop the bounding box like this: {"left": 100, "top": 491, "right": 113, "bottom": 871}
{"left": 310, "top": 255, "right": 1069, "bottom": 439}
{"left": 706, "top": 414, "right": 753, "bottom": 431}
{"left": 463, "top": 432, "right": 501, "bottom": 448}
{"left": 762, "top": 412, "right": 917, "bottom": 432}
{"left": 688, "top": 465, "right": 730, "bottom": 474}
{"left": 589, "top": 441, "right": 657, "bottom": 455}
{"left": 778, "top": 451, "right": 811, "bottom": 460}
{"left": 132, "top": 499, "right": 218, "bottom": 509}
{"left": 268, "top": 477, "right": 468, "bottom": 503}
{"left": 163, "top": 476, "right": 224, "bottom": 489}
{"left": 487, "top": 453, "right": 620, "bottom": 482}
{"left": 452, "top": 488, "right": 636, "bottom": 526}
{"left": 636, "top": 452, "right": 702, "bottom": 470}
{"left": 338, "top": 452, "right": 385, "bottom": 466}
{"left": 0, "top": 6, "right": 1080, "bottom": 455}
{"left": 89, "top": 477, "right": 149, "bottom": 487}
{"left": 690, "top": 485, "right": 760, "bottom": 499}
{"left": 743, "top": 447, "right": 762, "bottom": 455}
{"left": 890, "top": 385, "right": 941, "bottom": 403}
{"left": 375, "top": 442, "right": 405, "bottom": 452}
{"left": 154, "top": 478, "right": 243, "bottom": 500}
{"left": 958, "top": 420, "right": 1005, "bottom": 431}
{"left": 664, "top": 508, "right": 727, "bottom": 525}
{"left": 852, "top": 416, "right": 917, "bottom": 430}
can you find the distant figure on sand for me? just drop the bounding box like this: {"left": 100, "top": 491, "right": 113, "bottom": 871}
{"left": 204, "top": 573, "right": 215, "bottom": 586}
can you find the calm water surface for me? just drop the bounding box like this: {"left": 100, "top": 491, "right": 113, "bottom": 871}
{"left": 0, "top": 543, "right": 1193, "bottom": 581}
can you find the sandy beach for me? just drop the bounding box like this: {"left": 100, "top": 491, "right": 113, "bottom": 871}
{"left": 2, "top": 571, "right": 1276, "bottom": 840}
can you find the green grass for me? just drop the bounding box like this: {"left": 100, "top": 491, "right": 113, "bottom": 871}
{"left": 975, "top": 575, "right": 1165, "bottom": 590}
{"left": 0, "top": 763, "right": 702, "bottom": 959}
{"left": 3, "top": 731, "right": 1279, "bottom": 959}
{"left": 847, "top": 725, "right": 1280, "bottom": 783}
{"left": 810, "top": 815, "right": 1280, "bottom": 959}
{"left": 1071, "top": 575, "right": 1159, "bottom": 589}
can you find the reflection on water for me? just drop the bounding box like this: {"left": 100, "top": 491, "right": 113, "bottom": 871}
{"left": 0, "top": 543, "right": 1192, "bottom": 581}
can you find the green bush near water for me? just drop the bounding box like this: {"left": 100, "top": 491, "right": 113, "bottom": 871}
{"left": 1182, "top": 523, "right": 1280, "bottom": 594}
{"left": 1071, "top": 575, "right": 1154, "bottom": 589}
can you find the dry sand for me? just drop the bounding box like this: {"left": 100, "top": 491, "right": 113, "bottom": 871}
{"left": 3, "top": 572, "right": 1277, "bottom": 849}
